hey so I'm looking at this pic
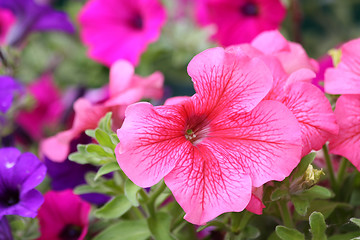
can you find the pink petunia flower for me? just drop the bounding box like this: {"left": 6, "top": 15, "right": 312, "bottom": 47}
{"left": 36, "top": 190, "right": 91, "bottom": 240}
{"left": 78, "top": 0, "right": 166, "bottom": 67}
{"left": 115, "top": 47, "right": 302, "bottom": 224}
{"left": 312, "top": 55, "right": 333, "bottom": 91}
{"left": 16, "top": 74, "right": 64, "bottom": 140}
{"left": 328, "top": 95, "right": 360, "bottom": 170}
{"left": 250, "top": 30, "right": 319, "bottom": 74}
{"left": 0, "top": 8, "right": 14, "bottom": 44}
{"left": 195, "top": 0, "right": 286, "bottom": 47}
{"left": 324, "top": 38, "right": 360, "bottom": 94}
{"left": 228, "top": 30, "right": 338, "bottom": 157}
{"left": 41, "top": 60, "right": 164, "bottom": 162}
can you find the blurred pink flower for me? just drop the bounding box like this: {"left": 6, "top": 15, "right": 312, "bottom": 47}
{"left": 115, "top": 47, "right": 302, "bottom": 224}
{"left": 196, "top": 0, "right": 286, "bottom": 46}
{"left": 16, "top": 74, "right": 64, "bottom": 140}
{"left": 246, "top": 187, "right": 265, "bottom": 214}
{"left": 37, "top": 190, "right": 91, "bottom": 240}
{"left": 328, "top": 95, "right": 360, "bottom": 170}
{"left": 78, "top": 0, "right": 166, "bottom": 66}
{"left": 325, "top": 38, "right": 360, "bottom": 94}
{"left": 41, "top": 60, "right": 164, "bottom": 162}
{"left": 0, "top": 8, "right": 14, "bottom": 43}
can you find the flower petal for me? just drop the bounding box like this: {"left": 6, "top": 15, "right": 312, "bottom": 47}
{"left": 210, "top": 100, "right": 302, "bottom": 187}
{"left": 116, "top": 102, "right": 188, "bottom": 187}
{"left": 329, "top": 95, "right": 360, "bottom": 169}
{"left": 282, "top": 82, "right": 338, "bottom": 156}
{"left": 187, "top": 47, "right": 273, "bottom": 113}
{"left": 164, "top": 140, "right": 252, "bottom": 225}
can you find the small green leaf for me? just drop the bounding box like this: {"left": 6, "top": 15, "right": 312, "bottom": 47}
{"left": 147, "top": 212, "right": 174, "bottom": 240}
{"left": 292, "top": 196, "right": 309, "bottom": 216}
{"left": 86, "top": 144, "right": 114, "bottom": 157}
{"left": 271, "top": 189, "right": 288, "bottom": 201}
{"left": 276, "top": 226, "right": 305, "bottom": 240}
{"left": 95, "top": 128, "right": 116, "bottom": 149}
{"left": 98, "top": 112, "right": 113, "bottom": 133}
{"left": 125, "top": 179, "right": 141, "bottom": 206}
{"left": 93, "top": 219, "right": 151, "bottom": 240}
{"left": 309, "top": 212, "right": 327, "bottom": 240}
{"left": 197, "top": 220, "right": 229, "bottom": 232}
{"left": 300, "top": 186, "right": 334, "bottom": 199}
{"left": 85, "top": 129, "right": 96, "bottom": 138}
{"left": 293, "top": 153, "right": 316, "bottom": 179}
{"left": 242, "top": 225, "right": 260, "bottom": 239}
{"left": 95, "top": 162, "right": 120, "bottom": 181}
{"left": 94, "top": 195, "right": 132, "bottom": 219}
{"left": 351, "top": 218, "right": 360, "bottom": 228}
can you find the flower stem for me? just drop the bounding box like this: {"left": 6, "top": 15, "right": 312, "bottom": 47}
{"left": 322, "top": 144, "right": 337, "bottom": 191}
{"left": 278, "top": 200, "right": 294, "bottom": 228}
{"left": 147, "top": 180, "right": 167, "bottom": 217}
{"left": 337, "top": 158, "right": 348, "bottom": 189}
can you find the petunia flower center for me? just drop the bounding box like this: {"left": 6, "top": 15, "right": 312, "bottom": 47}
{"left": 59, "top": 224, "right": 82, "bottom": 240}
{"left": 240, "top": 2, "right": 259, "bottom": 16}
{"left": 0, "top": 189, "right": 20, "bottom": 207}
{"left": 184, "top": 115, "right": 210, "bottom": 145}
{"left": 130, "top": 13, "right": 144, "bottom": 30}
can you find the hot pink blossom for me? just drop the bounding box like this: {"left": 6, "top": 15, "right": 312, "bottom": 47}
{"left": 115, "top": 47, "right": 302, "bottom": 224}
{"left": 41, "top": 60, "right": 164, "bottom": 162}
{"left": 16, "top": 74, "right": 64, "bottom": 140}
{"left": 312, "top": 55, "right": 333, "bottom": 91}
{"left": 324, "top": 38, "right": 360, "bottom": 94}
{"left": 78, "top": 0, "right": 166, "bottom": 66}
{"left": 196, "top": 0, "right": 286, "bottom": 46}
{"left": 328, "top": 95, "right": 360, "bottom": 170}
{"left": 0, "top": 8, "right": 14, "bottom": 43}
{"left": 37, "top": 190, "right": 91, "bottom": 240}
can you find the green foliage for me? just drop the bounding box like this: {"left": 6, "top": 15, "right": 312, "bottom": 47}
{"left": 93, "top": 220, "right": 151, "bottom": 240}
{"left": 147, "top": 212, "right": 174, "bottom": 240}
{"left": 309, "top": 212, "right": 327, "bottom": 240}
{"left": 94, "top": 195, "right": 133, "bottom": 219}
{"left": 275, "top": 226, "right": 305, "bottom": 240}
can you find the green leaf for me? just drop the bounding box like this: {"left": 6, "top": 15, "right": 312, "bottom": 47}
{"left": 293, "top": 153, "right": 316, "bottom": 179}
{"left": 94, "top": 195, "right": 132, "bottom": 219}
{"left": 197, "top": 220, "right": 229, "bottom": 232}
{"left": 98, "top": 112, "right": 113, "bottom": 133}
{"left": 292, "top": 196, "right": 309, "bottom": 216}
{"left": 85, "top": 129, "right": 96, "bottom": 138}
{"left": 95, "top": 128, "right": 116, "bottom": 149}
{"left": 147, "top": 212, "right": 174, "bottom": 240}
{"left": 275, "top": 226, "right": 305, "bottom": 240}
{"left": 300, "top": 186, "right": 334, "bottom": 199}
{"left": 271, "top": 188, "right": 288, "bottom": 201}
{"left": 309, "top": 212, "right": 327, "bottom": 240}
{"left": 95, "top": 162, "right": 120, "bottom": 181}
{"left": 242, "top": 225, "right": 260, "bottom": 239}
{"left": 93, "top": 219, "right": 151, "bottom": 240}
{"left": 125, "top": 179, "right": 141, "bottom": 207}
{"left": 328, "top": 232, "right": 360, "bottom": 240}
{"left": 86, "top": 144, "right": 114, "bottom": 157}
{"left": 351, "top": 218, "right": 360, "bottom": 228}
{"left": 295, "top": 200, "right": 351, "bottom": 221}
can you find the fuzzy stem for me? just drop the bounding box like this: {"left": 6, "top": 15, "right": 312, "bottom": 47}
{"left": 278, "top": 200, "right": 294, "bottom": 228}
{"left": 323, "top": 144, "right": 337, "bottom": 191}
{"left": 337, "top": 158, "right": 348, "bottom": 188}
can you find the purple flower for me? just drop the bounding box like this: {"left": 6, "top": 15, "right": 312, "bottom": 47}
{"left": 0, "top": 147, "right": 46, "bottom": 219}
{"left": 0, "top": 76, "right": 22, "bottom": 113}
{"left": 0, "top": 0, "right": 75, "bottom": 46}
{"left": 0, "top": 217, "right": 13, "bottom": 240}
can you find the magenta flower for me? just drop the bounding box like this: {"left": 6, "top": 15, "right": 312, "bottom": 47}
{"left": 0, "top": 0, "right": 74, "bottom": 46}
{"left": 41, "top": 60, "right": 164, "bottom": 162}
{"left": 37, "top": 190, "right": 91, "bottom": 240}
{"left": 16, "top": 74, "right": 64, "bottom": 140}
{"left": 325, "top": 38, "right": 360, "bottom": 94}
{"left": 196, "top": 0, "right": 286, "bottom": 46}
{"left": 0, "top": 147, "right": 46, "bottom": 219}
{"left": 115, "top": 47, "right": 302, "bottom": 224}
{"left": 312, "top": 55, "right": 333, "bottom": 91}
{"left": 328, "top": 95, "right": 360, "bottom": 170}
{"left": 0, "top": 8, "right": 14, "bottom": 44}
{"left": 78, "top": 0, "right": 166, "bottom": 66}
